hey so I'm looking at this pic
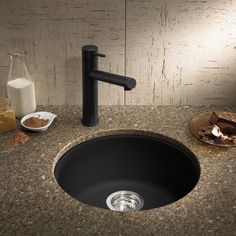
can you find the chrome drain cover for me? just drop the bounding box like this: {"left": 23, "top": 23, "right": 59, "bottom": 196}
{"left": 106, "top": 190, "right": 144, "bottom": 211}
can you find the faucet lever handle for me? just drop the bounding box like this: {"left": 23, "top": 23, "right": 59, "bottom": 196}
{"left": 94, "top": 53, "right": 106, "bottom": 58}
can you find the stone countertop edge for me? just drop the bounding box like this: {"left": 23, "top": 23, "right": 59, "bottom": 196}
{"left": 0, "top": 105, "right": 235, "bottom": 236}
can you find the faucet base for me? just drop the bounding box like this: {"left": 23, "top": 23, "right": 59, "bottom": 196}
{"left": 81, "top": 119, "right": 99, "bottom": 127}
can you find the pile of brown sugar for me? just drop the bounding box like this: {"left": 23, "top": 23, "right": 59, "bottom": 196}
{"left": 4, "top": 131, "right": 30, "bottom": 150}
{"left": 23, "top": 116, "right": 49, "bottom": 128}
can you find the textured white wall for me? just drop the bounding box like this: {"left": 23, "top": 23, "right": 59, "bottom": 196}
{"left": 126, "top": 0, "right": 236, "bottom": 105}
{"left": 0, "top": 0, "right": 235, "bottom": 105}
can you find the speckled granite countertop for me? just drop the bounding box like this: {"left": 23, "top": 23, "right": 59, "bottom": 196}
{"left": 0, "top": 106, "right": 235, "bottom": 236}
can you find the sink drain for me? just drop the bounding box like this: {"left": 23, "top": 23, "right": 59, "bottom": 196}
{"left": 106, "top": 191, "right": 144, "bottom": 211}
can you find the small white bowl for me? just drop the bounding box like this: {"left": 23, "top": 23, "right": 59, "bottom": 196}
{"left": 21, "top": 111, "right": 57, "bottom": 132}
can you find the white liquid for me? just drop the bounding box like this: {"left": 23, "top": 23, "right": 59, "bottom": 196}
{"left": 7, "top": 78, "right": 36, "bottom": 118}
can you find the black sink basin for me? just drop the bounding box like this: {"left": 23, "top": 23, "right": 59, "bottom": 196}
{"left": 54, "top": 133, "right": 200, "bottom": 211}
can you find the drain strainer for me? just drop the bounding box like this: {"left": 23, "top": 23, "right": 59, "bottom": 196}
{"left": 106, "top": 190, "right": 144, "bottom": 211}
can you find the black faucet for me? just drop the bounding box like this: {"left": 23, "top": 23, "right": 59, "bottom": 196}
{"left": 82, "top": 45, "right": 136, "bottom": 126}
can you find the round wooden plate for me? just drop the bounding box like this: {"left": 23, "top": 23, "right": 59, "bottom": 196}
{"left": 188, "top": 112, "right": 236, "bottom": 147}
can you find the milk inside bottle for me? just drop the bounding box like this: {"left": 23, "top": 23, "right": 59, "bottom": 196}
{"left": 7, "top": 49, "right": 36, "bottom": 118}
{"left": 7, "top": 78, "right": 36, "bottom": 117}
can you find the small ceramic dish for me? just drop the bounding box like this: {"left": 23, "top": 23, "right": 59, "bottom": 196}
{"left": 21, "top": 111, "right": 57, "bottom": 132}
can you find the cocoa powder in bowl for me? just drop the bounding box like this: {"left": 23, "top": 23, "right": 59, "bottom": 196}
{"left": 23, "top": 116, "right": 49, "bottom": 128}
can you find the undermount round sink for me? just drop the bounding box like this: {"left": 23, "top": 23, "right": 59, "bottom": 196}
{"left": 54, "top": 132, "right": 200, "bottom": 211}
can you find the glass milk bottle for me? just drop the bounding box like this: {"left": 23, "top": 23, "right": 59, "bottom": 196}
{"left": 7, "top": 49, "right": 36, "bottom": 118}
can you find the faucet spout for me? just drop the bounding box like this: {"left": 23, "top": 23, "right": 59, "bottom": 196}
{"left": 82, "top": 45, "right": 137, "bottom": 126}
{"left": 90, "top": 70, "right": 136, "bottom": 91}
